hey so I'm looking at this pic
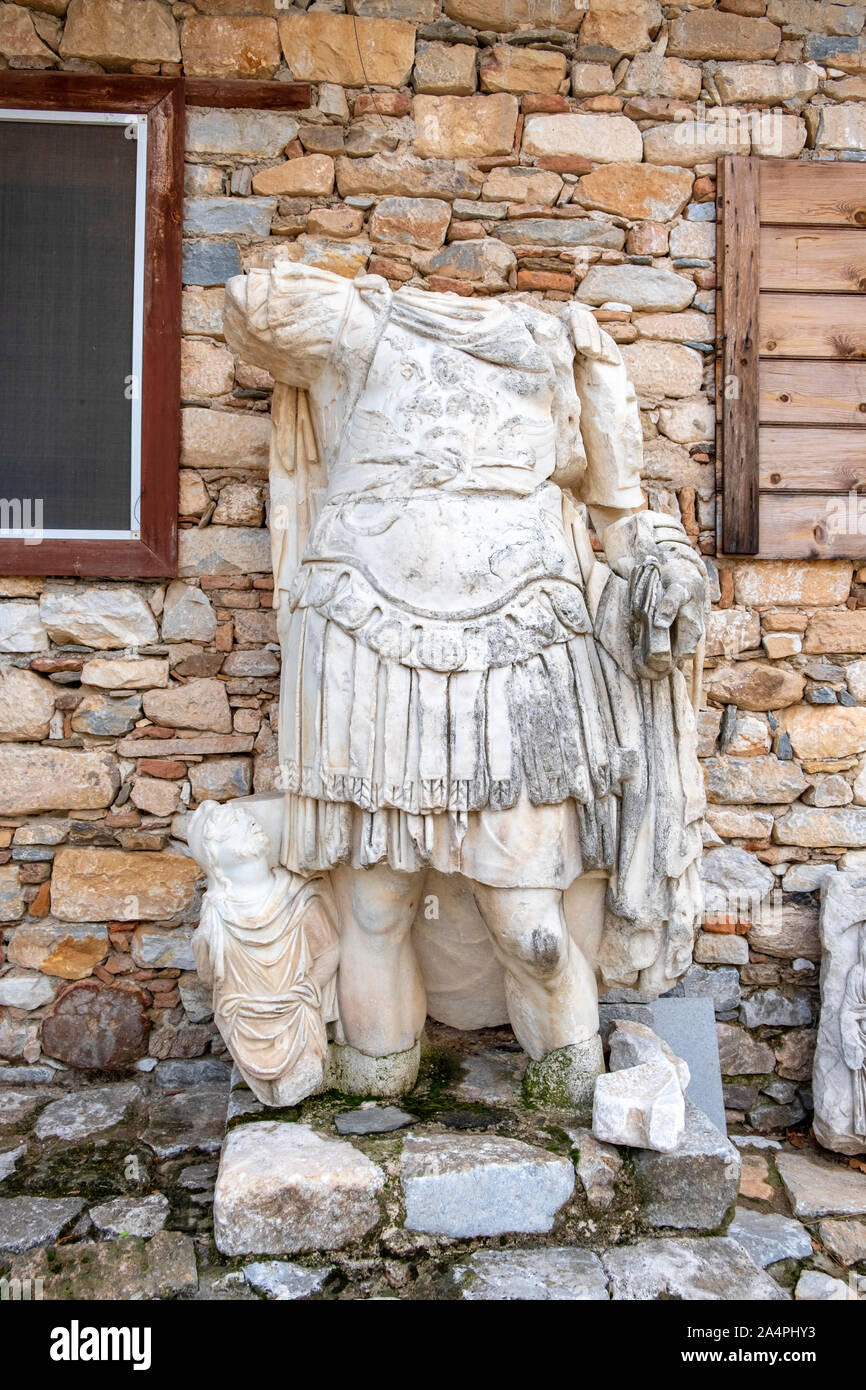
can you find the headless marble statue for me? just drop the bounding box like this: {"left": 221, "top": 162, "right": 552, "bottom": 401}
{"left": 192, "top": 262, "right": 708, "bottom": 1109}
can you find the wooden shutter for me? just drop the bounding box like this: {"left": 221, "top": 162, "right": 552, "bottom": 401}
{"left": 717, "top": 156, "right": 866, "bottom": 557}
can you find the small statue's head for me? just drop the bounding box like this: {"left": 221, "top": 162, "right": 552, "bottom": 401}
{"left": 187, "top": 799, "right": 272, "bottom": 891}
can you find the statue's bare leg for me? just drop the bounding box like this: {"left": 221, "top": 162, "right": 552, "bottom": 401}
{"left": 472, "top": 878, "right": 606, "bottom": 1113}
{"left": 330, "top": 863, "right": 427, "bottom": 1080}
{"left": 471, "top": 883, "right": 597, "bottom": 1058}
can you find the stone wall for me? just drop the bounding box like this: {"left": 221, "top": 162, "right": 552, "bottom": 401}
{"left": 2, "top": 0, "right": 866, "bottom": 1134}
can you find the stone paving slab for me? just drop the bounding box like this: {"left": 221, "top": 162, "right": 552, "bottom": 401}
{"left": 0, "top": 1196, "right": 84, "bottom": 1252}
{"left": 401, "top": 1133, "right": 574, "bottom": 1238}
{"left": 452, "top": 1247, "right": 610, "bottom": 1300}
{"left": 776, "top": 1152, "right": 866, "bottom": 1220}
{"left": 602, "top": 1237, "right": 790, "bottom": 1301}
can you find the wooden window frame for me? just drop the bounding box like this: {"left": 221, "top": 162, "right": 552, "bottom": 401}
{"left": 0, "top": 73, "right": 184, "bottom": 578}
{"left": 717, "top": 155, "right": 866, "bottom": 558}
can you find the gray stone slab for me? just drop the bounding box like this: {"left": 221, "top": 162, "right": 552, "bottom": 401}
{"left": 34, "top": 1083, "right": 141, "bottom": 1142}
{"left": 602, "top": 1237, "right": 789, "bottom": 1301}
{"left": 182, "top": 239, "right": 242, "bottom": 287}
{"left": 335, "top": 1106, "right": 417, "bottom": 1136}
{"left": 452, "top": 1247, "right": 609, "bottom": 1301}
{"left": 89, "top": 1193, "right": 170, "bottom": 1239}
{"left": 777, "top": 1152, "right": 866, "bottom": 1219}
{"left": 633, "top": 1101, "right": 740, "bottom": 1231}
{"left": 401, "top": 1134, "right": 574, "bottom": 1238}
{"left": 243, "top": 1260, "right": 333, "bottom": 1300}
{"left": 0, "top": 1143, "right": 26, "bottom": 1182}
{"left": 0, "top": 1196, "right": 84, "bottom": 1252}
{"left": 728, "top": 1206, "right": 813, "bottom": 1267}
{"left": 142, "top": 1087, "right": 228, "bottom": 1159}
{"left": 651, "top": 996, "right": 727, "bottom": 1134}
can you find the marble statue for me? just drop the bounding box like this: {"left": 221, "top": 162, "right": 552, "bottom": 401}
{"left": 192, "top": 261, "right": 708, "bottom": 1110}
{"left": 815, "top": 870, "right": 866, "bottom": 1155}
{"left": 188, "top": 799, "right": 339, "bottom": 1106}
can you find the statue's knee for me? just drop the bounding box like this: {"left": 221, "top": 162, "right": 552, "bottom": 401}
{"left": 501, "top": 920, "right": 568, "bottom": 980}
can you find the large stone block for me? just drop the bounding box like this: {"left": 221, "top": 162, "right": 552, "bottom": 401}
{"left": 214, "top": 1122, "right": 385, "bottom": 1255}
{"left": 6, "top": 919, "right": 109, "bottom": 979}
{"left": 252, "top": 155, "right": 334, "bottom": 197}
{"left": 0, "top": 601, "right": 47, "bottom": 653}
{"left": 818, "top": 102, "right": 866, "bottom": 152}
{"left": 414, "top": 93, "right": 518, "bottom": 158}
{"left": 733, "top": 560, "right": 853, "bottom": 608}
{"left": 426, "top": 238, "right": 515, "bottom": 290}
{"left": 643, "top": 116, "right": 750, "bottom": 168}
{"left": 181, "top": 408, "right": 270, "bottom": 472}
{"left": 0, "top": 748, "right": 118, "bottom": 815}
{"left": 479, "top": 43, "right": 567, "bottom": 94}
{"left": 577, "top": 164, "right": 693, "bottom": 221}
{"left": 39, "top": 585, "right": 158, "bottom": 648}
{"left": 633, "top": 1103, "right": 740, "bottom": 1230}
{"left": 602, "top": 1237, "right": 788, "bottom": 1300}
{"left": 183, "top": 196, "right": 276, "bottom": 238}
{"left": 703, "top": 662, "right": 804, "bottom": 711}
{"left": 40, "top": 979, "right": 150, "bottom": 1069}
{"left": 444, "top": 0, "right": 588, "bottom": 32}
{"left": 335, "top": 152, "right": 483, "bottom": 200}
{"left": 80, "top": 657, "right": 169, "bottom": 690}
{"left": 777, "top": 1150, "right": 866, "bottom": 1219}
{"left": 620, "top": 342, "right": 702, "bottom": 398}
{"left": 774, "top": 805, "right": 866, "bottom": 848}
{"left": 142, "top": 678, "right": 232, "bottom": 734}
{"left": 0, "top": 666, "right": 54, "bottom": 741}
{"left": 181, "top": 16, "right": 280, "bottom": 78}
{"left": 401, "top": 1134, "right": 574, "bottom": 1236}
{"left": 60, "top": 0, "right": 180, "bottom": 65}
{"left": 51, "top": 848, "right": 201, "bottom": 923}
{"left": 186, "top": 109, "right": 299, "bottom": 159}
{"left": 482, "top": 166, "right": 562, "bottom": 205}
{"left": 713, "top": 61, "right": 819, "bottom": 104}
{"left": 703, "top": 754, "right": 808, "bottom": 805}
{"left": 369, "top": 196, "right": 450, "bottom": 249}
{"left": 414, "top": 39, "right": 477, "bottom": 95}
{"left": 452, "top": 1247, "right": 609, "bottom": 1300}
{"left": 497, "top": 218, "right": 623, "bottom": 249}
{"left": 522, "top": 112, "right": 642, "bottom": 163}
{"left": 667, "top": 9, "right": 781, "bottom": 60}
{"left": 768, "top": 0, "right": 865, "bottom": 34}
{"left": 181, "top": 339, "right": 234, "bottom": 398}
{"left": 279, "top": 13, "right": 415, "bottom": 87}
{"left": 781, "top": 705, "right": 866, "bottom": 761}
{"left": 179, "top": 525, "right": 271, "bottom": 577}
{"left": 0, "top": 4, "right": 55, "bottom": 64}
{"left": 182, "top": 239, "right": 242, "bottom": 288}
{"left": 578, "top": 264, "right": 695, "bottom": 312}
{"left": 188, "top": 756, "right": 253, "bottom": 802}
{"left": 805, "top": 609, "right": 866, "bottom": 653}
{"left": 579, "top": 0, "right": 661, "bottom": 57}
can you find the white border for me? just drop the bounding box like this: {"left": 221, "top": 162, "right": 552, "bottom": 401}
{"left": 0, "top": 108, "right": 147, "bottom": 541}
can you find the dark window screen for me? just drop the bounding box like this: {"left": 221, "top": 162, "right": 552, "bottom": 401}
{"left": 0, "top": 117, "right": 138, "bottom": 533}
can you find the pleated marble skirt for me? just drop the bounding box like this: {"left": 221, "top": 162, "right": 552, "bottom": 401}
{"left": 277, "top": 602, "right": 635, "bottom": 889}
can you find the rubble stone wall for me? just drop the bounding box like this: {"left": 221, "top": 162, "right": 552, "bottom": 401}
{"left": 2, "top": 0, "right": 865, "bottom": 1133}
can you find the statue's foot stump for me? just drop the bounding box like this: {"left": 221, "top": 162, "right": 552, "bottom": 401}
{"left": 328, "top": 1040, "right": 421, "bottom": 1098}
{"left": 522, "top": 1035, "right": 604, "bottom": 1119}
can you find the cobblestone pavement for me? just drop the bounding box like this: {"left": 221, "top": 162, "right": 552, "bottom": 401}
{"left": 1, "top": 1026, "right": 864, "bottom": 1302}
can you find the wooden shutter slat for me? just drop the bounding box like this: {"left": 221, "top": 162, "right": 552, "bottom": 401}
{"left": 759, "top": 427, "right": 866, "bottom": 491}
{"left": 758, "top": 495, "right": 866, "bottom": 558}
{"left": 760, "top": 359, "right": 866, "bottom": 425}
{"left": 760, "top": 293, "right": 866, "bottom": 359}
{"left": 760, "top": 161, "right": 866, "bottom": 227}
{"left": 720, "top": 154, "right": 761, "bottom": 555}
{"left": 759, "top": 226, "right": 866, "bottom": 293}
